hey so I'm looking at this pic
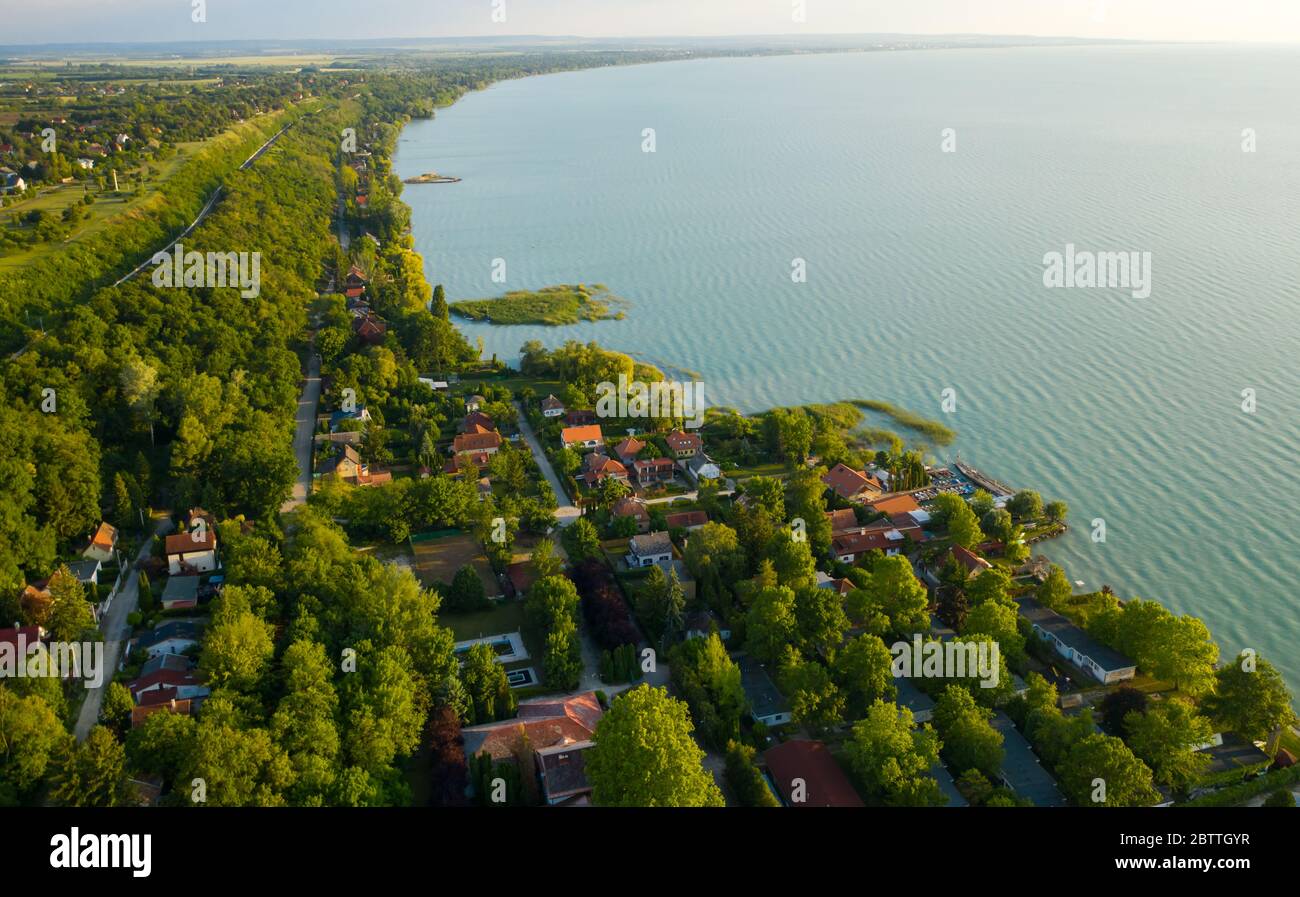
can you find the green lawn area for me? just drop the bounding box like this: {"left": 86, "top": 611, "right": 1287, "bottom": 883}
{"left": 444, "top": 599, "right": 526, "bottom": 642}
{"left": 721, "top": 461, "right": 790, "bottom": 482}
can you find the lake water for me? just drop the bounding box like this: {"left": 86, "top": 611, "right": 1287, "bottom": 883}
{"left": 395, "top": 45, "right": 1300, "bottom": 699}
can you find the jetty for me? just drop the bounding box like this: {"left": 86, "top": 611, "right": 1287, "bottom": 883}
{"left": 402, "top": 171, "right": 461, "bottom": 184}
{"left": 954, "top": 457, "right": 1015, "bottom": 497}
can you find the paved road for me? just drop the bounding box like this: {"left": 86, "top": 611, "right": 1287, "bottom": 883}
{"left": 513, "top": 402, "right": 581, "bottom": 527}
{"left": 282, "top": 349, "right": 322, "bottom": 512}
{"left": 74, "top": 516, "right": 173, "bottom": 741}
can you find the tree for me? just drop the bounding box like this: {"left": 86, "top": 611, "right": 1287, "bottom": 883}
{"left": 101, "top": 682, "right": 135, "bottom": 739}
{"left": 932, "top": 686, "right": 1003, "bottom": 780}
{"left": 793, "top": 584, "right": 849, "bottom": 657}
{"left": 969, "top": 489, "right": 995, "bottom": 519}
{"left": 779, "top": 650, "right": 846, "bottom": 733}
{"left": 670, "top": 633, "right": 747, "bottom": 749}
{"left": 1007, "top": 490, "right": 1043, "bottom": 520}
{"left": 181, "top": 694, "right": 295, "bottom": 807}
{"left": 847, "top": 555, "right": 929, "bottom": 637}
{"left": 530, "top": 539, "right": 564, "bottom": 580}
{"left": 724, "top": 740, "right": 779, "bottom": 807}
{"left": 125, "top": 709, "right": 195, "bottom": 787}
{"left": 46, "top": 565, "right": 94, "bottom": 641}
{"left": 1202, "top": 653, "right": 1297, "bottom": 744}
{"left": 49, "top": 725, "right": 127, "bottom": 807}
{"left": 459, "top": 643, "right": 516, "bottom": 724}
{"left": 833, "top": 634, "right": 896, "bottom": 719}
{"left": 1124, "top": 698, "right": 1213, "bottom": 792}
{"left": 0, "top": 688, "right": 67, "bottom": 805}
{"left": 586, "top": 685, "right": 723, "bottom": 807}
{"left": 560, "top": 516, "right": 602, "bottom": 563}
{"left": 963, "top": 600, "right": 1026, "bottom": 666}
{"left": 446, "top": 564, "right": 488, "bottom": 612}
{"left": 1044, "top": 500, "right": 1068, "bottom": 524}
{"left": 1263, "top": 790, "right": 1296, "bottom": 808}
{"left": 744, "top": 585, "right": 799, "bottom": 664}
{"left": 1099, "top": 687, "right": 1148, "bottom": 736}
{"left": 198, "top": 590, "right": 275, "bottom": 692}
{"left": 1037, "top": 564, "right": 1072, "bottom": 610}
{"left": 270, "top": 640, "right": 341, "bottom": 804}
{"left": 980, "top": 508, "right": 1015, "bottom": 545}
{"left": 1058, "top": 733, "right": 1160, "bottom": 807}
{"left": 842, "top": 700, "right": 943, "bottom": 807}
{"left": 946, "top": 501, "right": 983, "bottom": 551}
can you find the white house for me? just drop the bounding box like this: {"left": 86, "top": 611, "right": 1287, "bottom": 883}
{"left": 625, "top": 531, "right": 673, "bottom": 569}
{"left": 164, "top": 529, "right": 218, "bottom": 575}
{"left": 540, "top": 394, "right": 565, "bottom": 418}
{"left": 683, "top": 453, "right": 722, "bottom": 484}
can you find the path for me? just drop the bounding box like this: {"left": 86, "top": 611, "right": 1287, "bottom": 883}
{"left": 281, "top": 348, "right": 322, "bottom": 512}
{"left": 74, "top": 515, "right": 173, "bottom": 741}
{"left": 513, "top": 402, "right": 580, "bottom": 526}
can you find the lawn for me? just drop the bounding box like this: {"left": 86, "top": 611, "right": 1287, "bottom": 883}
{"left": 444, "top": 599, "right": 526, "bottom": 643}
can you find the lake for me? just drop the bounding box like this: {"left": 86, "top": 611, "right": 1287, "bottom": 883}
{"left": 395, "top": 45, "right": 1300, "bottom": 698}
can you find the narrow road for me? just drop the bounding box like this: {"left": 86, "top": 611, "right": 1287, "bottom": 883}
{"left": 74, "top": 515, "right": 173, "bottom": 741}
{"left": 513, "top": 402, "right": 581, "bottom": 527}
{"left": 281, "top": 349, "right": 322, "bottom": 512}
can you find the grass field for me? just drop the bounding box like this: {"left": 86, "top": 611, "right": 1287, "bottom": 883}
{"left": 444, "top": 600, "right": 526, "bottom": 642}
{"left": 410, "top": 530, "right": 500, "bottom": 597}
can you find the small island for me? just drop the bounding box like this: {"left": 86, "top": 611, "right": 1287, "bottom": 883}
{"left": 450, "top": 283, "right": 629, "bottom": 325}
{"left": 403, "top": 171, "right": 461, "bottom": 184}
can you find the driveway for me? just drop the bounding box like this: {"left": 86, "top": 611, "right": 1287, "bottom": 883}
{"left": 281, "top": 349, "right": 322, "bottom": 512}
{"left": 74, "top": 515, "right": 173, "bottom": 741}
{"left": 513, "top": 402, "right": 580, "bottom": 527}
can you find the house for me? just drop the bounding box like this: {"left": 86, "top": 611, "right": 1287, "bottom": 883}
{"left": 814, "top": 571, "right": 854, "bottom": 595}
{"left": 139, "top": 653, "right": 193, "bottom": 678}
{"left": 632, "top": 457, "right": 675, "bottom": 487}
{"left": 683, "top": 453, "right": 722, "bottom": 484}
{"left": 344, "top": 264, "right": 368, "bottom": 287}
{"left": 826, "top": 508, "right": 862, "bottom": 535}
{"left": 867, "top": 493, "right": 926, "bottom": 524}
{"left": 83, "top": 521, "right": 118, "bottom": 561}
{"left": 764, "top": 740, "right": 863, "bottom": 807}
{"left": 561, "top": 424, "right": 604, "bottom": 451}
{"left": 611, "top": 496, "right": 650, "bottom": 533}
{"left": 540, "top": 395, "right": 565, "bottom": 418}
{"left": 625, "top": 531, "right": 674, "bottom": 569}
{"left": 683, "top": 609, "right": 731, "bottom": 642}
{"left": 949, "top": 545, "right": 993, "bottom": 578}
{"left": 664, "top": 430, "right": 703, "bottom": 459}
{"left": 564, "top": 410, "right": 598, "bottom": 426}
{"left": 160, "top": 575, "right": 200, "bottom": 611}
{"left": 164, "top": 528, "right": 217, "bottom": 575}
{"left": 0, "top": 167, "right": 25, "bottom": 194}
{"left": 443, "top": 451, "right": 492, "bottom": 477}
{"left": 583, "top": 453, "right": 628, "bottom": 488}
{"left": 452, "top": 429, "right": 502, "bottom": 456}
{"left": 129, "top": 667, "right": 209, "bottom": 703}
{"left": 464, "top": 395, "right": 486, "bottom": 413}
{"left": 503, "top": 561, "right": 539, "bottom": 600}
{"left": 0, "top": 626, "right": 46, "bottom": 666}
{"left": 131, "top": 621, "right": 204, "bottom": 659}
{"left": 894, "top": 676, "right": 935, "bottom": 724}
{"left": 665, "top": 510, "right": 708, "bottom": 532}
{"left": 738, "top": 655, "right": 792, "bottom": 727}
{"left": 821, "top": 463, "right": 884, "bottom": 503}
{"left": 131, "top": 697, "right": 194, "bottom": 729}
{"left": 351, "top": 312, "right": 387, "bottom": 345}
{"left": 1016, "top": 597, "right": 1137, "bottom": 684}
{"left": 459, "top": 411, "right": 495, "bottom": 434}
{"left": 76, "top": 157, "right": 94, "bottom": 169}
{"left": 68, "top": 558, "right": 101, "bottom": 587}
{"left": 461, "top": 692, "right": 604, "bottom": 804}
{"left": 932, "top": 760, "right": 970, "bottom": 807}
{"left": 613, "top": 436, "right": 645, "bottom": 465}
{"left": 1196, "top": 733, "right": 1272, "bottom": 777}
{"left": 991, "top": 711, "right": 1067, "bottom": 806}
{"left": 831, "top": 523, "right": 922, "bottom": 563}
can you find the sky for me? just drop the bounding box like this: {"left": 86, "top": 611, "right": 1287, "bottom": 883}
{"left": 4, "top": 0, "right": 1300, "bottom": 46}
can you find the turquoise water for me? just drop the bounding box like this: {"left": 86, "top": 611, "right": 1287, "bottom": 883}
{"left": 395, "top": 46, "right": 1300, "bottom": 698}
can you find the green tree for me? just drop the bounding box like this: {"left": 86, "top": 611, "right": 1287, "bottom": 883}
{"left": 446, "top": 564, "right": 488, "bottom": 611}
{"left": 49, "top": 725, "right": 128, "bottom": 807}
{"left": 101, "top": 682, "right": 135, "bottom": 739}
{"left": 724, "top": 740, "right": 779, "bottom": 807}
{"left": 586, "top": 685, "right": 724, "bottom": 807}
{"left": 833, "top": 634, "right": 896, "bottom": 718}
{"left": 1124, "top": 698, "right": 1213, "bottom": 792}
{"left": 1202, "top": 653, "right": 1297, "bottom": 744}
{"left": 1058, "top": 733, "right": 1160, "bottom": 807}
{"left": 46, "top": 565, "right": 94, "bottom": 641}
{"left": 932, "top": 685, "right": 1004, "bottom": 780}
{"left": 561, "top": 516, "right": 602, "bottom": 563}
{"left": 842, "top": 700, "right": 943, "bottom": 807}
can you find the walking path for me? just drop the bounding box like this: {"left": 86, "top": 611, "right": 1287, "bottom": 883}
{"left": 73, "top": 515, "right": 173, "bottom": 741}
{"left": 282, "top": 348, "right": 322, "bottom": 512}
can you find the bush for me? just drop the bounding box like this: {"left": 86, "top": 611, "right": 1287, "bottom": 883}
{"left": 571, "top": 559, "right": 640, "bottom": 650}
{"left": 725, "top": 741, "right": 779, "bottom": 807}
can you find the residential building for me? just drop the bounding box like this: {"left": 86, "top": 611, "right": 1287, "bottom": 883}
{"left": 738, "top": 655, "right": 792, "bottom": 727}
{"left": 632, "top": 457, "right": 675, "bottom": 486}
{"left": 83, "top": 521, "right": 118, "bottom": 562}
{"left": 664, "top": 429, "right": 703, "bottom": 459}
{"left": 540, "top": 394, "right": 565, "bottom": 418}
{"left": 613, "top": 436, "right": 645, "bottom": 465}
{"left": 1016, "top": 597, "right": 1137, "bottom": 684}
{"left": 131, "top": 621, "right": 204, "bottom": 659}
{"left": 160, "top": 575, "right": 200, "bottom": 611}
{"left": 821, "top": 463, "right": 884, "bottom": 503}
{"left": 764, "top": 740, "right": 863, "bottom": 807}
{"left": 991, "top": 712, "right": 1067, "bottom": 807}
{"left": 611, "top": 496, "right": 650, "bottom": 533}
{"left": 625, "top": 531, "right": 673, "bottom": 568}
{"left": 164, "top": 529, "right": 217, "bottom": 575}
{"left": 831, "top": 522, "right": 923, "bottom": 563}
{"left": 452, "top": 429, "right": 502, "bottom": 456}
{"left": 583, "top": 453, "right": 628, "bottom": 487}
{"left": 682, "top": 453, "right": 722, "bottom": 484}
{"left": 949, "top": 545, "right": 993, "bottom": 578}
{"left": 561, "top": 424, "right": 604, "bottom": 451}
{"left": 665, "top": 510, "right": 708, "bottom": 531}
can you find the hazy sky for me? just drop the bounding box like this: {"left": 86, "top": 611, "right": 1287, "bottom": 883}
{"left": 5, "top": 0, "right": 1300, "bottom": 46}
